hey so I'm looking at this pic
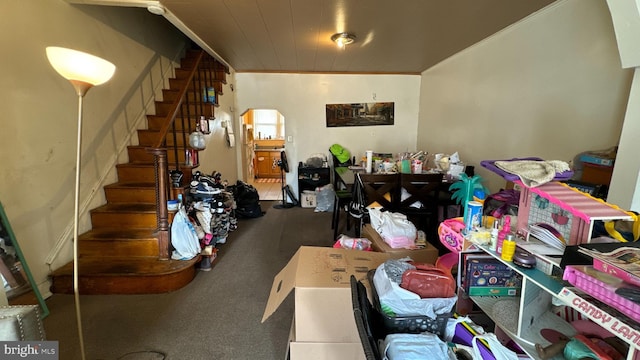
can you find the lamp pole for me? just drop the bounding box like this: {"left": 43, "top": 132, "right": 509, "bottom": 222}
{"left": 73, "top": 90, "right": 86, "bottom": 360}
{"left": 46, "top": 47, "right": 115, "bottom": 360}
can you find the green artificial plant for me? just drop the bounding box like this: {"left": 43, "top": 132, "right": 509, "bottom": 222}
{"left": 448, "top": 174, "right": 489, "bottom": 228}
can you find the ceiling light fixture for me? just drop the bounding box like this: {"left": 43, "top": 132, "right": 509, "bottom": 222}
{"left": 331, "top": 32, "right": 356, "bottom": 47}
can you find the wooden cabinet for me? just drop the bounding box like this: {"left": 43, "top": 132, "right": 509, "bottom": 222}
{"left": 255, "top": 151, "right": 281, "bottom": 178}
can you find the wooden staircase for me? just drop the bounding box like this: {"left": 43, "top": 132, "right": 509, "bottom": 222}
{"left": 50, "top": 49, "right": 229, "bottom": 295}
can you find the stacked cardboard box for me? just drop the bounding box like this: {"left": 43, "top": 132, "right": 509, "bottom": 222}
{"left": 263, "top": 247, "right": 390, "bottom": 360}
{"left": 263, "top": 222, "right": 442, "bottom": 359}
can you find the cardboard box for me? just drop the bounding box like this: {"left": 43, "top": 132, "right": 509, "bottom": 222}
{"left": 285, "top": 317, "right": 365, "bottom": 360}
{"left": 263, "top": 246, "right": 390, "bottom": 360}
{"left": 301, "top": 190, "right": 317, "bottom": 208}
{"left": 362, "top": 224, "right": 438, "bottom": 264}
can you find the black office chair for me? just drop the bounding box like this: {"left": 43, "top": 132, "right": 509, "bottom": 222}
{"left": 350, "top": 275, "right": 383, "bottom": 360}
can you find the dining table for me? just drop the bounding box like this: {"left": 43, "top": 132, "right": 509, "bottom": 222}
{"left": 335, "top": 166, "right": 458, "bottom": 190}
{"left": 334, "top": 166, "right": 462, "bottom": 219}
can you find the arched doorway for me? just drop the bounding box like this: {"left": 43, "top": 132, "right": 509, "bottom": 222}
{"left": 240, "top": 109, "right": 285, "bottom": 200}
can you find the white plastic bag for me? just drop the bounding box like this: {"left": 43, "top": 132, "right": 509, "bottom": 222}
{"left": 314, "top": 184, "right": 335, "bottom": 212}
{"left": 382, "top": 333, "right": 455, "bottom": 360}
{"left": 443, "top": 315, "right": 485, "bottom": 343}
{"left": 369, "top": 208, "right": 417, "bottom": 248}
{"left": 472, "top": 333, "right": 519, "bottom": 360}
{"left": 170, "top": 207, "right": 201, "bottom": 260}
{"left": 373, "top": 264, "right": 457, "bottom": 318}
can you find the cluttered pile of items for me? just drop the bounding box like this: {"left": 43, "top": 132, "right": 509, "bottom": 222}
{"left": 351, "top": 256, "right": 523, "bottom": 360}
{"left": 329, "top": 156, "right": 640, "bottom": 360}
{"left": 350, "top": 150, "right": 468, "bottom": 179}
{"left": 449, "top": 157, "right": 639, "bottom": 360}
{"left": 169, "top": 170, "right": 264, "bottom": 271}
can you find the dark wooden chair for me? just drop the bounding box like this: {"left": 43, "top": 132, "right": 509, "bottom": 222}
{"left": 398, "top": 173, "right": 444, "bottom": 235}
{"left": 359, "top": 173, "right": 401, "bottom": 210}
{"left": 352, "top": 173, "right": 401, "bottom": 236}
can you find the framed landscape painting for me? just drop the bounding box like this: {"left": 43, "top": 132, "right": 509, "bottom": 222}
{"left": 326, "top": 102, "right": 394, "bottom": 127}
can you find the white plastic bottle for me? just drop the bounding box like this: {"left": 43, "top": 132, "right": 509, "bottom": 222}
{"left": 489, "top": 220, "right": 499, "bottom": 251}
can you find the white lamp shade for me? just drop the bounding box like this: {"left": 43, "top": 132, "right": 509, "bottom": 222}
{"left": 46, "top": 47, "right": 115, "bottom": 86}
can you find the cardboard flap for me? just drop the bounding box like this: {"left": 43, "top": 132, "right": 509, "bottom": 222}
{"left": 262, "top": 246, "right": 389, "bottom": 323}
{"left": 262, "top": 249, "right": 302, "bottom": 323}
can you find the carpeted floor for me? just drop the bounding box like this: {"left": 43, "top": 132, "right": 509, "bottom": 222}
{"left": 43, "top": 201, "right": 339, "bottom": 360}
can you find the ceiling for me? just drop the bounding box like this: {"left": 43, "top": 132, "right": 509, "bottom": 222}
{"left": 68, "top": 0, "right": 557, "bottom": 74}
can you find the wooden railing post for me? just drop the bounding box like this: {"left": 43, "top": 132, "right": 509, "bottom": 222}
{"left": 149, "top": 148, "right": 170, "bottom": 259}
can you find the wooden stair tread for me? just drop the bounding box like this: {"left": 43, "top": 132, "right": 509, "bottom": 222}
{"left": 104, "top": 182, "right": 156, "bottom": 189}
{"left": 92, "top": 203, "right": 156, "bottom": 213}
{"left": 116, "top": 163, "right": 155, "bottom": 170}
{"left": 79, "top": 228, "right": 158, "bottom": 241}
{"left": 51, "top": 257, "right": 198, "bottom": 277}
{"left": 129, "top": 144, "right": 191, "bottom": 148}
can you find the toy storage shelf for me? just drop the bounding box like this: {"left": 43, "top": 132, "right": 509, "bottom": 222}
{"left": 470, "top": 294, "right": 569, "bottom": 360}
{"left": 462, "top": 247, "right": 574, "bottom": 360}
{"left": 466, "top": 162, "right": 636, "bottom": 359}
{"left": 515, "top": 181, "right": 632, "bottom": 245}
{"left": 482, "top": 160, "right": 632, "bottom": 245}
{"left": 466, "top": 246, "right": 640, "bottom": 360}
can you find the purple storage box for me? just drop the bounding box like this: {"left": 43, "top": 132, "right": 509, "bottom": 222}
{"left": 481, "top": 157, "right": 573, "bottom": 183}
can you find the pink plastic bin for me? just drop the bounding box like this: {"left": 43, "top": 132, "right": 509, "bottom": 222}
{"left": 563, "top": 265, "right": 640, "bottom": 323}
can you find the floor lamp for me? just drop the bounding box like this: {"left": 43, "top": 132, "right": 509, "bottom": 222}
{"left": 46, "top": 47, "right": 116, "bottom": 360}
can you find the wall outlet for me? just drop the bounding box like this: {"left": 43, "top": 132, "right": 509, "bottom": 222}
{"left": 287, "top": 135, "right": 293, "bottom": 142}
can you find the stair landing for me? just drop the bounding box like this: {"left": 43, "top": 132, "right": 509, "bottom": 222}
{"left": 50, "top": 256, "right": 199, "bottom": 295}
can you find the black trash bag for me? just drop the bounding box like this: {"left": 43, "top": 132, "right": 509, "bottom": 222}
{"left": 229, "top": 181, "right": 264, "bottom": 218}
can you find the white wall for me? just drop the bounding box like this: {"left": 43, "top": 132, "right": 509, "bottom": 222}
{"left": 195, "top": 72, "right": 239, "bottom": 184}
{"left": 1, "top": 0, "right": 189, "bottom": 293}
{"left": 234, "top": 73, "right": 421, "bottom": 195}
{"left": 417, "top": 0, "right": 633, "bottom": 196}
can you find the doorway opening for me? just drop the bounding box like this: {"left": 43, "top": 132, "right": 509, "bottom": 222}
{"left": 241, "top": 109, "right": 286, "bottom": 200}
